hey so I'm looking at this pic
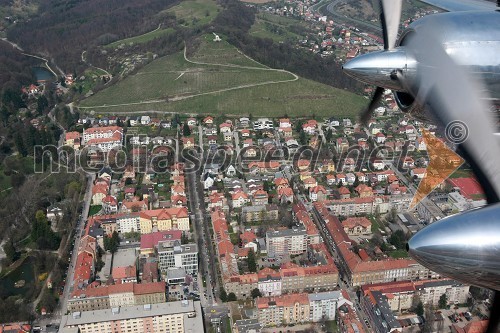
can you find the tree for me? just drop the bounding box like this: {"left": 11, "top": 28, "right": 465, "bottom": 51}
{"left": 416, "top": 301, "right": 424, "bottom": 316}
{"left": 36, "top": 95, "right": 49, "bottom": 115}
{"left": 104, "top": 231, "right": 120, "bottom": 253}
{"left": 247, "top": 249, "right": 257, "bottom": 272}
{"left": 325, "top": 128, "right": 333, "bottom": 142}
{"left": 438, "top": 293, "right": 448, "bottom": 309}
{"left": 389, "top": 230, "right": 407, "bottom": 250}
{"left": 251, "top": 288, "right": 262, "bottom": 299}
{"left": 299, "top": 130, "right": 307, "bottom": 145}
{"left": 39, "top": 291, "right": 57, "bottom": 313}
{"left": 181, "top": 232, "right": 189, "bottom": 244}
{"left": 219, "top": 287, "right": 227, "bottom": 302}
{"left": 353, "top": 175, "right": 359, "bottom": 188}
{"left": 3, "top": 239, "right": 18, "bottom": 263}
{"left": 227, "top": 292, "right": 237, "bottom": 301}
{"left": 182, "top": 122, "right": 191, "bottom": 137}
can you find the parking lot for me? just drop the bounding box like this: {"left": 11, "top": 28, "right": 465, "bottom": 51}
{"left": 438, "top": 306, "right": 483, "bottom": 331}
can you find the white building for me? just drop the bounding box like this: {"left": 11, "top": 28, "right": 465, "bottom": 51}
{"left": 117, "top": 213, "right": 141, "bottom": 234}
{"left": 258, "top": 270, "right": 282, "bottom": 297}
{"left": 266, "top": 227, "right": 307, "bottom": 258}
{"left": 82, "top": 126, "right": 123, "bottom": 152}
{"left": 309, "top": 291, "right": 343, "bottom": 322}
{"left": 60, "top": 300, "right": 203, "bottom": 333}
{"left": 417, "top": 280, "right": 470, "bottom": 307}
{"left": 157, "top": 241, "right": 198, "bottom": 275}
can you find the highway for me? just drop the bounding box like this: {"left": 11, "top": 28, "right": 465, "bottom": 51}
{"left": 324, "top": 0, "right": 382, "bottom": 34}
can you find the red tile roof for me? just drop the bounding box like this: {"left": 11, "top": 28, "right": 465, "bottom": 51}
{"left": 140, "top": 230, "right": 182, "bottom": 250}
{"left": 65, "top": 131, "right": 80, "bottom": 140}
{"left": 452, "top": 320, "right": 489, "bottom": 333}
{"left": 256, "top": 293, "right": 309, "bottom": 309}
{"left": 112, "top": 265, "right": 136, "bottom": 280}
{"left": 139, "top": 207, "right": 188, "bottom": 220}
{"left": 342, "top": 217, "right": 372, "bottom": 229}
{"left": 84, "top": 126, "right": 122, "bottom": 134}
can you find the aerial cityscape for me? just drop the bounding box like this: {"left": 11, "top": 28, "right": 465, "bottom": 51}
{"left": 0, "top": 0, "right": 498, "bottom": 333}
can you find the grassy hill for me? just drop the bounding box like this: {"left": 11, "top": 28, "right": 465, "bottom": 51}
{"left": 164, "top": 0, "right": 219, "bottom": 27}
{"left": 78, "top": 34, "right": 366, "bottom": 118}
{"left": 105, "top": 27, "right": 175, "bottom": 49}
{"left": 249, "top": 13, "right": 306, "bottom": 42}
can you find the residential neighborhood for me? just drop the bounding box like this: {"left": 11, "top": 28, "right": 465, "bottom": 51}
{"left": 0, "top": 0, "right": 495, "bottom": 332}
{"left": 38, "top": 109, "right": 489, "bottom": 333}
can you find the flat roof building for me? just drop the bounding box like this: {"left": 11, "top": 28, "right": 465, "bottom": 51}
{"left": 61, "top": 300, "right": 203, "bottom": 333}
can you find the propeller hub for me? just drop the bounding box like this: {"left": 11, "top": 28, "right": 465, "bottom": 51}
{"left": 342, "top": 48, "right": 416, "bottom": 91}
{"left": 408, "top": 203, "right": 500, "bottom": 291}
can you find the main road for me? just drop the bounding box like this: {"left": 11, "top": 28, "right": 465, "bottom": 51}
{"left": 183, "top": 143, "right": 229, "bottom": 322}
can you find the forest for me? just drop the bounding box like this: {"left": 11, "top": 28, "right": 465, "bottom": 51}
{"left": 7, "top": 0, "right": 183, "bottom": 72}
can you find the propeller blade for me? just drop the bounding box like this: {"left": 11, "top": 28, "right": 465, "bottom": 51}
{"left": 360, "top": 86, "right": 384, "bottom": 126}
{"left": 379, "top": 0, "right": 402, "bottom": 50}
{"left": 403, "top": 25, "right": 500, "bottom": 198}
{"left": 404, "top": 23, "right": 500, "bottom": 333}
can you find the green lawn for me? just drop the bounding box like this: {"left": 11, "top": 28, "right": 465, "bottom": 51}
{"left": 369, "top": 215, "right": 383, "bottom": 233}
{"left": 449, "top": 169, "right": 474, "bottom": 179}
{"left": 325, "top": 320, "right": 339, "bottom": 333}
{"left": 88, "top": 205, "right": 102, "bottom": 216}
{"left": 165, "top": 0, "right": 219, "bottom": 27}
{"left": 75, "top": 68, "right": 111, "bottom": 95}
{"left": 105, "top": 28, "right": 175, "bottom": 49}
{"left": 78, "top": 37, "right": 365, "bottom": 118}
{"left": 224, "top": 317, "right": 231, "bottom": 333}
{"left": 81, "top": 59, "right": 293, "bottom": 106}
{"left": 190, "top": 34, "right": 267, "bottom": 68}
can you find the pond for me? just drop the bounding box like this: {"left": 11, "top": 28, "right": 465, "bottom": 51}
{"left": 0, "top": 256, "right": 36, "bottom": 300}
{"left": 33, "top": 66, "right": 55, "bottom": 82}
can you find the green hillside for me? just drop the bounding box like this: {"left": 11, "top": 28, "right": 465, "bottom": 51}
{"left": 78, "top": 35, "right": 366, "bottom": 117}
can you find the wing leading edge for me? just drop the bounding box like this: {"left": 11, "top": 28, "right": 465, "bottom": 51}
{"left": 419, "top": 0, "right": 496, "bottom": 11}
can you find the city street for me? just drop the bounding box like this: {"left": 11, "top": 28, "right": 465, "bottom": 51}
{"left": 184, "top": 147, "right": 228, "bottom": 319}
{"left": 35, "top": 171, "right": 95, "bottom": 329}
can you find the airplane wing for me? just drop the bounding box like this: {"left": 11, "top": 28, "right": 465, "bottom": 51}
{"left": 419, "top": 0, "right": 497, "bottom": 11}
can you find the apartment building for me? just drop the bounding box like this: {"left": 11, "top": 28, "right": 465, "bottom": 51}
{"left": 314, "top": 202, "right": 438, "bottom": 286}
{"left": 257, "top": 293, "right": 310, "bottom": 327}
{"left": 256, "top": 288, "right": 349, "bottom": 327}
{"left": 241, "top": 204, "right": 279, "bottom": 223}
{"left": 116, "top": 213, "right": 140, "bottom": 234}
{"left": 363, "top": 290, "right": 402, "bottom": 333}
{"left": 417, "top": 279, "right": 470, "bottom": 307}
{"left": 224, "top": 260, "right": 338, "bottom": 300}
{"left": 65, "top": 131, "right": 81, "bottom": 149}
{"left": 139, "top": 230, "right": 182, "bottom": 256}
{"left": 281, "top": 262, "right": 339, "bottom": 293}
{"left": 139, "top": 207, "right": 190, "bottom": 234}
{"left": 308, "top": 291, "right": 343, "bottom": 322}
{"left": 361, "top": 279, "right": 470, "bottom": 314}
{"left": 61, "top": 300, "right": 202, "bottom": 333}
{"left": 82, "top": 126, "right": 123, "bottom": 152}
{"left": 326, "top": 197, "right": 390, "bottom": 216}
{"left": 266, "top": 227, "right": 308, "bottom": 258}
{"left": 342, "top": 217, "right": 372, "bottom": 236}
{"left": 225, "top": 274, "right": 259, "bottom": 299}
{"left": 67, "top": 282, "right": 166, "bottom": 313}
{"left": 157, "top": 241, "right": 198, "bottom": 275}
{"left": 258, "top": 268, "right": 282, "bottom": 297}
